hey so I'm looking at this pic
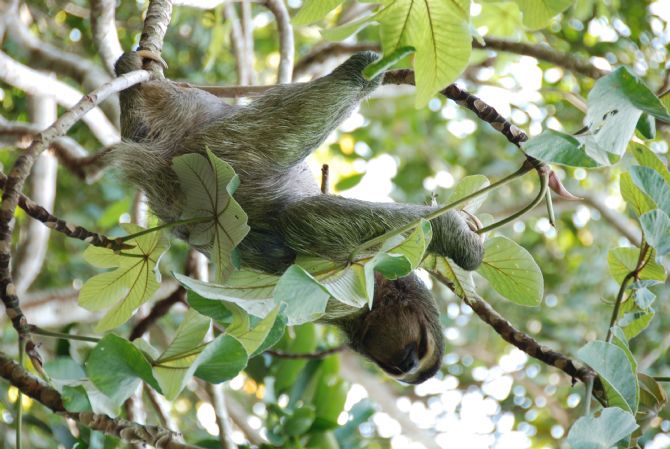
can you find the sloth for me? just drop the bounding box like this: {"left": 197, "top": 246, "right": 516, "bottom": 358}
{"left": 109, "top": 51, "right": 484, "bottom": 384}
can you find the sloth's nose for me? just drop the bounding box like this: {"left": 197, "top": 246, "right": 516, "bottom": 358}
{"left": 397, "top": 345, "right": 419, "bottom": 373}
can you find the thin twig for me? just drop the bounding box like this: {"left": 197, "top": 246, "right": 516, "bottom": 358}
{"left": 224, "top": 2, "right": 250, "bottom": 85}
{"left": 320, "top": 164, "right": 329, "bottom": 194}
{"left": 241, "top": 0, "right": 256, "bottom": 85}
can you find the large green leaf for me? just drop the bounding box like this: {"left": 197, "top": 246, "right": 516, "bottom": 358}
{"left": 274, "top": 265, "right": 331, "bottom": 325}
{"left": 640, "top": 209, "right": 670, "bottom": 256}
{"left": 152, "top": 309, "right": 211, "bottom": 400}
{"left": 293, "top": 0, "right": 344, "bottom": 25}
{"left": 522, "top": 130, "right": 600, "bottom": 168}
{"left": 85, "top": 334, "right": 161, "bottom": 404}
{"left": 79, "top": 223, "right": 169, "bottom": 332}
{"left": 477, "top": 236, "right": 543, "bottom": 306}
{"left": 620, "top": 172, "right": 655, "bottom": 217}
{"left": 174, "top": 271, "right": 277, "bottom": 318}
{"left": 631, "top": 144, "right": 670, "bottom": 185}
{"left": 566, "top": 407, "right": 638, "bottom": 449}
{"left": 582, "top": 68, "right": 670, "bottom": 165}
{"left": 229, "top": 305, "right": 282, "bottom": 354}
{"left": 629, "top": 166, "right": 670, "bottom": 216}
{"left": 577, "top": 340, "right": 638, "bottom": 413}
{"left": 607, "top": 247, "right": 666, "bottom": 284}
{"left": 173, "top": 149, "right": 250, "bottom": 281}
{"left": 512, "top": 0, "right": 573, "bottom": 30}
{"left": 193, "top": 335, "right": 248, "bottom": 383}
{"left": 377, "top": 0, "right": 472, "bottom": 107}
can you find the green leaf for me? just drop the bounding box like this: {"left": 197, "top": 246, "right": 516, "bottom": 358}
{"left": 334, "top": 172, "right": 365, "bottom": 191}
{"left": 251, "top": 311, "right": 287, "bottom": 357}
{"left": 473, "top": 1, "right": 523, "bottom": 37}
{"left": 640, "top": 209, "right": 670, "bottom": 256}
{"left": 619, "top": 308, "right": 655, "bottom": 340}
{"left": 566, "top": 407, "right": 638, "bottom": 449}
{"left": 362, "top": 46, "right": 415, "bottom": 80}
{"left": 636, "top": 113, "right": 656, "bottom": 139}
{"left": 174, "top": 271, "right": 278, "bottom": 318}
{"left": 512, "top": 0, "right": 572, "bottom": 29}
{"left": 377, "top": 0, "right": 472, "bottom": 107}
{"left": 631, "top": 144, "right": 670, "bottom": 185}
{"left": 85, "top": 334, "right": 161, "bottom": 403}
{"left": 607, "top": 247, "right": 666, "bottom": 284}
{"left": 477, "top": 236, "right": 543, "bottom": 306}
{"left": 62, "top": 385, "right": 92, "bottom": 413}
{"left": 300, "top": 258, "right": 369, "bottom": 309}
{"left": 444, "top": 174, "right": 491, "bottom": 213}
{"left": 193, "top": 335, "right": 248, "bottom": 383}
{"left": 522, "top": 129, "right": 600, "bottom": 168}
{"left": 313, "top": 373, "right": 347, "bottom": 430}
{"left": 577, "top": 340, "right": 638, "bottom": 413}
{"left": 638, "top": 373, "right": 668, "bottom": 425}
{"left": 629, "top": 166, "right": 670, "bottom": 216}
{"left": 153, "top": 309, "right": 211, "bottom": 400}
{"left": 377, "top": 219, "right": 432, "bottom": 271}
{"left": 187, "top": 291, "right": 233, "bottom": 325}
{"left": 293, "top": 0, "right": 344, "bottom": 25}
{"left": 230, "top": 305, "right": 282, "bottom": 354}
{"left": 79, "top": 224, "right": 169, "bottom": 332}
{"left": 620, "top": 172, "right": 655, "bottom": 217}
{"left": 284, "top": 406, "right": 316, "bottom": 436}
{"left": 274, "top": 265, "right": 331, "bottom": 325}
{"left": 173, "top": 149, "right": 250, "bottom": 281}
{"left": 581, "top": 68, "right": 670, "bottom": 165}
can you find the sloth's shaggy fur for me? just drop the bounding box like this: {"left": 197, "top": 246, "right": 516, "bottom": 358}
{"left": 109, "top": 51, "right": 483, "bottom": 383}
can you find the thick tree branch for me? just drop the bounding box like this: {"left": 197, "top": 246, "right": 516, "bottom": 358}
{"left": 263, "top": 0, "right": 294, "bottom": 83}
{"left": 90, "top": 0, "right": 124, "bottom": 77}
{"left": 138, "top": 0, "right": 173, "bottom": 68}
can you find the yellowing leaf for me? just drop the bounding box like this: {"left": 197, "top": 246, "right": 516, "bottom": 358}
{"left": 79, "top": 224, "right": 169, "bottom": 332}
{"left": 293, "top": 0, "right": 344, "bottom": 25}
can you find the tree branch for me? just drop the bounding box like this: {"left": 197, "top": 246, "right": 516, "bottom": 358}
{"left": 90, "top": 0, "right": 124, "bottom": 77}
{"left": 0, "top": 349, "right": 205, "bottom": 448}
{"left": 0, "top": 50, "right": 120, "bottom": 145}
{"left": 263, "top": 0, "right": 294, "bottom": 83}
{"left": 0, "top": 69, "right": 149, "bottom": 335}
{"left": 224, "top": 2, "right": 250, "bottom": 85}
{"left": 13, "top": 92, "right": 58, "bottom": 295}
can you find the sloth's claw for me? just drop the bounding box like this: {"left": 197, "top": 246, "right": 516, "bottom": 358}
{"left": 135, "top": 49, "right": 168, "bottom": 71}
{"left": 461, "top": 209, "right": 482, "bottom": 233}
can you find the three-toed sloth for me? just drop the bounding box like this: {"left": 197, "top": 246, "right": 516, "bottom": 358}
{"left": 110, "top": 51, "right": 483, "bottom": 384}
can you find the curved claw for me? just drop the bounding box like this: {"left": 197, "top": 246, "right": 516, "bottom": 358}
{"left": 461, "top": 209, "right": 483, "bottom": 233}
{"left": 135, "top": 49, "right": 168, "bottom": 71}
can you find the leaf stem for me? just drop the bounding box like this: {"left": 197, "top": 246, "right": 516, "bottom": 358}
{"left": 29, "top": 325, "right": 100, "bottom": 343}
{"left": 653, "top": 376, "right": 670, "bottom": 382}
{"left": 352, "top": 163, "right": 534, "bottom": 257}
{"left": 476, "top": 169, "right": 549, "bottom": 234}
{"left": 605, "top": 242, "right": 651, "bottom": 342}
{"left": 118, "top": 216, "right": 211, "bottom": 243}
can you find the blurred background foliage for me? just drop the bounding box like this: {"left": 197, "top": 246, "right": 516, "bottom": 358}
{"left": 1, "top": 0, "right": 669, "bottom": 448}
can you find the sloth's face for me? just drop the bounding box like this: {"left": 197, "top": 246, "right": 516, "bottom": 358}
{"left": 345, "top": 273, "right": 445, "bottom": 384}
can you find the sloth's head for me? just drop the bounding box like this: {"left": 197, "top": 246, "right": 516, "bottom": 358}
{"left": 336, "top": 272, "right": 444, "bottom": 384}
